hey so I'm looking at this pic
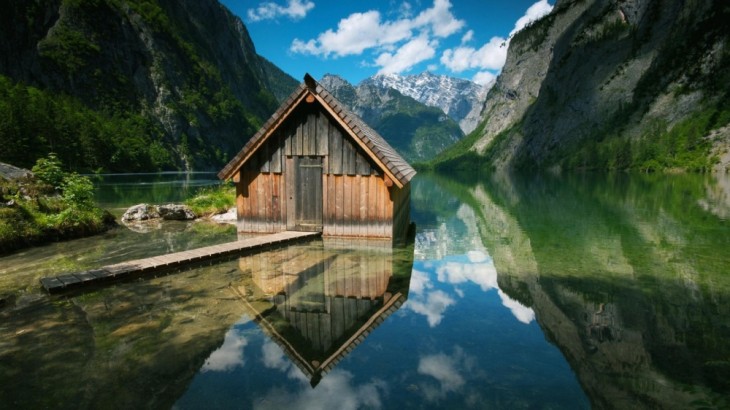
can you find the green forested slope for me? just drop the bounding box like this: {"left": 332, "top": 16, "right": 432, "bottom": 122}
{"left": 0, "top": 0, "right": 298, "bottom": 172}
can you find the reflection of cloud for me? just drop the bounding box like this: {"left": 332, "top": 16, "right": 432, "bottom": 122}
{"left": 409, "top": 269, "right": 432, "bottom": 295}
{"left": 415, "top": 245, "right": 534, "bottom": 326}
{"left": 417, "top": 347, "right": 475, "bottom": 401}
{"left": 498, "top": 290, "right": 535, "bottom": 324}
{"left": 261, "top": 339, "right": 291, "bottom": 372}
{"left": 407, "top": 290, "right": 455, "bottom": 327}
{"left": 466, "top": 250, "right": 488, "bottom": 263}
{"left": 418, "top": 353, "right": 465, "bottom": 391}
{"left": 435, "top": 257, "right": 498, "bottom": 292}
{"left": 254, "top": 369, "right": 385, "bottom": 410}
{"left": 201, "top": 328, "right": 248, "bottom": 372}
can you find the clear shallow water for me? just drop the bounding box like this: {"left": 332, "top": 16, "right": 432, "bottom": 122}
{"left": 1, "top": 171, "right": 729, "bottom": 409}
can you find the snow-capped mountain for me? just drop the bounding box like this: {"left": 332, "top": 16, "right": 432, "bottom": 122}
{"left": 362, "top": 72, "right": 491, "bottom": 134}
{"left": 319, "top": 74, "right": 464, "bottom": 163}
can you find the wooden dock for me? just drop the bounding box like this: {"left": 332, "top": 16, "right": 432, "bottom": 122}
{"left": 40, "top": 231, "right": 321, "bottom": 294}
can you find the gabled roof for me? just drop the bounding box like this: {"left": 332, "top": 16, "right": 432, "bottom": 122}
{"left": 218, "top": 74, "right": 416, "bottom": 188}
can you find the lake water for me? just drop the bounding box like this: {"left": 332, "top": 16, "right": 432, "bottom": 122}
{"left": 1, "top": 171, "right": 729, "bottom": 409}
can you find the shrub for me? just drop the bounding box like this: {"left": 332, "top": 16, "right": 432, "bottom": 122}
{"left": 62, "top": 173, "right": 96, "bottom": 210}
{"left": 31, "top": 153, "right": 65, "bottom": 189}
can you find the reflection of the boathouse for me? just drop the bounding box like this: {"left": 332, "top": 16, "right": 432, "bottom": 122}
{"left": 233, "top": 239, "right": 414, "bottom": 386}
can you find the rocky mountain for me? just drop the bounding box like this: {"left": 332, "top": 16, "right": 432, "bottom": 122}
{"left": 320, "top": 74, "right": 464, "bottom": 163}
{"left": 364, "top": 72, "right": 489, "bottom": 134}
{"left": 433, "top": 0, "right": 730, "bottom": 173}
{"left": 0, "top": 0, "right": 299, "bottom": 172}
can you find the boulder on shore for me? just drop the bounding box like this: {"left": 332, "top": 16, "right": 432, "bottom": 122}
{"left": 121, "top": 203, "right": 196, "bottom": 223}
{"left": 121, "top": 204, "right": 159, "bottom": 222}
{"left": 158, "top": 204, "right": 196, "bottom": 220}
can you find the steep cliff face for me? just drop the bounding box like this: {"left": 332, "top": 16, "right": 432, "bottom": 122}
{"left": 436, "top": 0, "right": 730, "bottom": 172}
{"left": 320, "top": 74, "right": 464, "bottom": 163}
{"left": 0, "top": 0, "right": 298, "bottom": 171}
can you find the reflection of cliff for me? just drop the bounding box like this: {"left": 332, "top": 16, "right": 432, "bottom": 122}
{"left": 234, "top": 239, "right": 414, "bottom": 386}
{"left": 454, "top": 172, "right": 730, "bottom": 409}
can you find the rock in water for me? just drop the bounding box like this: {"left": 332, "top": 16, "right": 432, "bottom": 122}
{"left": 121, "top": 204, "right": 160, "bottom": 222}
{"left": 157, "top": 204, "right": 196, "bottom": 220}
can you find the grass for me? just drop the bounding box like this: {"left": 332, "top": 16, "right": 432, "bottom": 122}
{"left": 184, "top": 182, "right": 235, "bottom": 217}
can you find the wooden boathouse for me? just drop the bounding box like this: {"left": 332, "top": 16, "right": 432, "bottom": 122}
{"left": 218, "top": 74, "right": 416, "bottom": 242}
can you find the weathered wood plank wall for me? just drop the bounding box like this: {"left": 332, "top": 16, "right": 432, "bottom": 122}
{"left": 236, "top": 102, "right": 409, "bottom": 239}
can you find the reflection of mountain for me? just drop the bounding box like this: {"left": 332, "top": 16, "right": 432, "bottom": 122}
{"left": 233, "top": 239, "right": 414, "bottom": 386}
{"left": 436, "top": 171, "right": 730, "bottom": 409}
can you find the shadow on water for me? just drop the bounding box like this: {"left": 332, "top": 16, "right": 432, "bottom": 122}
{"left": 429, "top": 170, "right": 730, "bottom": 409}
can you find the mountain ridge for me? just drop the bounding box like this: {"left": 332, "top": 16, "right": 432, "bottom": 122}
{"left": 362, "top": 72, "right": 489, "bottom": 134}
{"left": 320, "top": 74, "right": 464, "bottom": 163}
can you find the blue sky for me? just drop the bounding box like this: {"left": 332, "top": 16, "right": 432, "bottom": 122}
{"left": 219, "top": 0, "right": 553, "bottom": 85}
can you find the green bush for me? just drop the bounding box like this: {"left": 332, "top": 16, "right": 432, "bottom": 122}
{"left": 31, "top": 153, "right": 65, "bottom": 189}
{"left": 62, "top": 173, "right": 96, "bottom": 210}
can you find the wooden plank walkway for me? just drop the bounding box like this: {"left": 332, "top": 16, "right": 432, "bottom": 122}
{"left": 40, "top": 231, "right": 321, "bottom": 294}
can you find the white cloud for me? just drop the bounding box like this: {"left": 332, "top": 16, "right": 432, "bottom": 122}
{"left": 248, "top": 0, "right": 315, "bottom": 22}
{"left": 290, "top": 0, "right": 464, "bottom": 74}
{"left": 201, "top": 328, "right": 248, "bottom": 372}
{"left": 440, "top": 36, "right": 507, "bottom": 73}
{"left": 292, "top": 10, "right": 410, "bottom": 57}
{"left": 472, "top": 71, "right": 496, "bottom": 85}
{"left": 461, "top": 29, "right": 474, "bottom": 44}
{"left": 376, "top": 35, "right": 437, "bottom": 74}
{"left": 413, "top": 0, "right": 465, "bottom": 38}
{"left": 440, "top": 0, "right": 552, "bottom": 76}
{"left": 510, "top": 0, "right": 554, "bottom": 37}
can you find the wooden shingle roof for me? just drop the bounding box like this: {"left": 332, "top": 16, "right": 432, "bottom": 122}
{"left": 218, "top": 74, "right": 416, "bottom": 188}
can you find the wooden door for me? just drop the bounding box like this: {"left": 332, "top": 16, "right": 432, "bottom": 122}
{"left": 294, "top": 156, "right": 323, "bottom": 231}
